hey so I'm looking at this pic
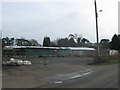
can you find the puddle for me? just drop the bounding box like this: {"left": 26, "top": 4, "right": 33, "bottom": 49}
{"left": 39, "top": 69, "right": 93, "bottom": 84}
{"left": 54, "top": 81, "right": 63, "bottom": 84}
{"left": 69, "top": 71, "right": 92, "bottom": 79}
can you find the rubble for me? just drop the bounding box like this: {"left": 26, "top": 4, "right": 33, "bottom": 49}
{"left": 2, "top": 58, "right": 32, "bottom": 66}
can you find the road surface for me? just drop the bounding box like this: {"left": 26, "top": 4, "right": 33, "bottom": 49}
{"left": 39, "top": 64, "right": 118, "bottom": 88}
{"left": 2, "top": 57, "right": 119, "bottom": 88}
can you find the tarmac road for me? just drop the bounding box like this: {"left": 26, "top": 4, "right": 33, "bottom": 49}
{"left": 40, "top": 64, "right": 118, "bottom": 88}
{"left": 2, "top": 57, "right": 94, "bottom": 88}
{"left": 2, "top": 57, "right": 119, "bottom": 88}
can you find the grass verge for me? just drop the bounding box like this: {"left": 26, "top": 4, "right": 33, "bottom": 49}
{"left": 102, "top": 59, "right": 120, "bottom": 65}
{"left": 88, "top": 57, "right": 120, "bottom": 65}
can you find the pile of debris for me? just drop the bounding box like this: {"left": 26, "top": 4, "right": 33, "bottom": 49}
{"left": 2, "top": 58, "right": 32, "bottom": 66}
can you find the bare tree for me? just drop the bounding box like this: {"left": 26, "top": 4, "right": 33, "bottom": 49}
{"left": 29, "top": 39, "right": 40, "bottom": 46}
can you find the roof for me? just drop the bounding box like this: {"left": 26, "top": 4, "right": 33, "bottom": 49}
{"left": 68, "top": 47, "right": 95, "bottom": 51}
{"left": 3, "top": 46, "right": 95, "bottom": 51}
{"left": 3, "top": 46, "right": 14, "bottom": 50}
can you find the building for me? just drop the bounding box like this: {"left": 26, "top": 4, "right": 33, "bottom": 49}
{"left": 3, "top": 46, "right": 95, "bottom": 58}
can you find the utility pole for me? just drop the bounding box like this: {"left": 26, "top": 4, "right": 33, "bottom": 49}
{"left": 0, "top": 29, "right": 2, "bottom": 39}
{"left": 94, "top": 0, "right": 99, "bottom": 61}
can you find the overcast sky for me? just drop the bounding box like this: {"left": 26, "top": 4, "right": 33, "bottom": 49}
{"left": 1, "top": 0, "right": 119, "bottom": 44}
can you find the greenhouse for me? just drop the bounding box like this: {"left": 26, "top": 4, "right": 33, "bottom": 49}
{"left": 3, "top": 46, "right": 95, "bottom": 57}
